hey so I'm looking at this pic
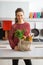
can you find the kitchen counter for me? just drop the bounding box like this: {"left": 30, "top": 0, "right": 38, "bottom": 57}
{"left": 0, "top": 40, "right": 43, "bottom": 59}
{"left": 0, "top": 45, "right": 43, "bottom": 59}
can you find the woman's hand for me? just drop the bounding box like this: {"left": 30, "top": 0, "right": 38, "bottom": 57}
{"left": 14, "top": 46, "right": 19, "bottom": 51}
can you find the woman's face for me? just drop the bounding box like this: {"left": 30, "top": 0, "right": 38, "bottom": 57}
{"left": 16, "top": 12, "right": 24, "bottom": 22}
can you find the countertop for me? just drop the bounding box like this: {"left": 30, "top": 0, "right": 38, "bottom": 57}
{"left": 0, "top": 46, "right": 43, "bottom": 59}
{"left": 0, "top": 44, "right": 43, "bottom": 59}
{"left": 0, "top": 40, "right": 43, "bottom": 59}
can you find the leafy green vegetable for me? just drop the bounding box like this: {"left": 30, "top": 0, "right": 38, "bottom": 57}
{"left": 14, "top": 29, "right": 25, "bottom": 39}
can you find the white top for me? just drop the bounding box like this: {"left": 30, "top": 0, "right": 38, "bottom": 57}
{"left": 0, "top": 45, "right": 43, "bottom": 59}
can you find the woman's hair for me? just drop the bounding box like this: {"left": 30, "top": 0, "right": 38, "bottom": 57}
{"left": 15, "top": 8, "right": 24, "bottom": 23}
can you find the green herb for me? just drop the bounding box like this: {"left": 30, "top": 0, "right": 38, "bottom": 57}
{"left": 14, "top": 29, "right": 25, "bottom": 39}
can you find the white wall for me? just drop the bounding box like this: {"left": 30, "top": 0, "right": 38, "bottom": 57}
{"left": 0, "top": 1, "right": 29, "bottom": 18}
{"left": 0, "top": 0, "right": 43, "bottom": 18}
{"left": 29, "top": 0, "right": 43, "bottom": 12}
{"left": 0, "top": 0, "right": 43, "bottom": 17}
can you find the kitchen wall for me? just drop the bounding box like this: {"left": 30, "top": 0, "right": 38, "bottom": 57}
{"left": 0, "top": 0, "right": 43, "bottom": 18}
{"left": 29, "top": 0, "right": 43, "bottom": 12}
{"left": 0, "top": 1, "right": 29, "bottom": 18}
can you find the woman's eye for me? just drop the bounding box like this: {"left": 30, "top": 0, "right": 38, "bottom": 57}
{"left": 17, "top": 15, "right": 19, "bottom": 17}
{"left": 17, "top": 15, "right": 23, "bottom": 17}
{"left": 21, "top": 15, "right": 23, "bottom": 16}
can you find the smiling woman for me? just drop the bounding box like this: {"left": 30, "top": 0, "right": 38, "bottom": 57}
{"left": 8, "top": 8, "right": 32, "bottom": 65}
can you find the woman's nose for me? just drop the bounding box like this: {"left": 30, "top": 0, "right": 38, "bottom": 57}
{"left": 19, "top": 16, "right": 21, "bottom": 19}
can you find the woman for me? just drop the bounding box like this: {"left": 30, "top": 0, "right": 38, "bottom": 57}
{"left": 8, "top": 8, "right": 32, "bottom": 65}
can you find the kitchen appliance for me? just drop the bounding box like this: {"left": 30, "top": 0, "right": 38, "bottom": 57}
{"left": 31, "top": 23, "right": 39, "bottom": 37}
{"left": 31, "top": 29, "right": 39, "bottom": 37}
{"left": 31, "top": 23, "right": 39, "bottom": 42}
{"left": 3, "top": 20, "right": 12, "bottom": 40}
{"left": 40, "top": 29, "right": 43, "bottom": 36}
{"left": 39, "top": 29, "right": 43, "bottom": 42}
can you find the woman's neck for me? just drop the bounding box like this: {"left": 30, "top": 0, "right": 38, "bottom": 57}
{"left": 17, "top": 20, "right": 24, "bottom": 24}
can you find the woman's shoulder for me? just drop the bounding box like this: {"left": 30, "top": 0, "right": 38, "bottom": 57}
{"left": 24, "top": 22, "right": 30, "bottom": 25}
{"left": 11, "top": 23, "right": 17, "bottom": 29}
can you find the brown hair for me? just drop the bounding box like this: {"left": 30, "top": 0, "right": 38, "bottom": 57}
{"left": 15, "top": 8, "right": 24, "bottom": 23}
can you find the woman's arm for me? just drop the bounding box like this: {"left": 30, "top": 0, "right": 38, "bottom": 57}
{"left": 8, "top": 24, "right": 20, "bottom": 50}
{"left": 8, "top": 25, "right": 15, "bottom": 49}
